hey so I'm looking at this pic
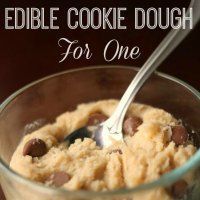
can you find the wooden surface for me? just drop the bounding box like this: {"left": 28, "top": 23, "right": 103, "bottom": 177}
{"left": 0, "top": 0, "right": 199, "bottom": 199}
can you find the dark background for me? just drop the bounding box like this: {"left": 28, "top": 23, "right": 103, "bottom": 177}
{"left": 0, "top": 0, "right": 199, "bottom": 199}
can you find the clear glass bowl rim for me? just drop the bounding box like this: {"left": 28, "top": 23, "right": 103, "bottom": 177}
{"left": 0, "top": 65, "right": 200, "bottom": 197}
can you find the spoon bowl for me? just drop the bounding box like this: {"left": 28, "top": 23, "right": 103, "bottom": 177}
{"left": 64, "top": 123, "right": 123, "bottom": 147}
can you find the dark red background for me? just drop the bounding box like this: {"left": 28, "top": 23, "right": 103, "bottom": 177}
{"left": 0, "top": 0, "right": 199, "bottom": 199}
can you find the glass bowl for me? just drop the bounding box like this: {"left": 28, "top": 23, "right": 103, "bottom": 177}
{"left": 0, "top": 66, "right": 200, "bottom": 200}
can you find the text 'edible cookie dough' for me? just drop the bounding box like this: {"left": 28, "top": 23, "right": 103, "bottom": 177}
{"left": 10, "top": 100, "right": 196, "bottom": 200}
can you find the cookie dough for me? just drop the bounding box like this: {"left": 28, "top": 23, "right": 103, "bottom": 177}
{"left": 10, "top": 100, "right": 196, "bottom": 199}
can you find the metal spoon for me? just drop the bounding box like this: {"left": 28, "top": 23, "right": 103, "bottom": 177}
{"left": 65, "top": 0, "right": 200, "bottom": 147}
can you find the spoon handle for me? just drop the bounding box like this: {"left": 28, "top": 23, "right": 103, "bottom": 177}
{"left": 105, "top": 0, "right": 200, "bottom": 134}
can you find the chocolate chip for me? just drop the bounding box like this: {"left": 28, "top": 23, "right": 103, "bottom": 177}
{"left": 87, "top": 113, "right": 108, "bottom": 126}
{"left": 47, "top": 172, "right": 71, "bottom": 187}
{"left": 172, "top": 180, "right": 188, "bottom": 198}
{"left": 109, "top": 149, "right": 123, "bottom": 154}
{"left": 171, "top": 126, "right": 188, "bottom": 145}
{"left": 123, "top": 116, "right": 143, "bottom": 136}
{"left": 23, "top": 138, "right": 47, "bottom": 157}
